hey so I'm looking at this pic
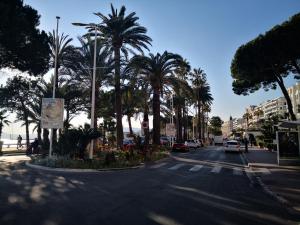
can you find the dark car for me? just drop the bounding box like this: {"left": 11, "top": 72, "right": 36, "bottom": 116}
{"left": 172, "top": 143, "right": 189, "bottom": 152}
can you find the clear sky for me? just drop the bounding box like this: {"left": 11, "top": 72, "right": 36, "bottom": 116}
{"left": 4, "top": 0, "right": 300, "bottom": 133}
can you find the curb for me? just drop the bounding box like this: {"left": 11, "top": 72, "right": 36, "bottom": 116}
{"left": 248, "top": 163, "right": 300, "bottom": 171}
{"left": 242, "top": 152, "right": 300, "bottom": 217}
{"left": 25, "top": 161, "right": 144, "bottom": 173}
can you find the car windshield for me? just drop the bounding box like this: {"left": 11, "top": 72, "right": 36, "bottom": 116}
{"left": 227, "top": 141, "right": 238, "bottom": 145}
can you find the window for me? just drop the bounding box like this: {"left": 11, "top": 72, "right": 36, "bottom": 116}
{"left": 297, "top": 105, "right": 300, "bottom": 113}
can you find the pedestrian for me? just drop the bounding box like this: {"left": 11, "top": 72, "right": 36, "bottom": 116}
{"left": 26, "top": 138, "right": 39, "bottom": 155}
{"left": 244, "top": 137, "right": 249, "bottom": 153}
{"left": 17, "top": 135, "right": 23, "bottom": 150}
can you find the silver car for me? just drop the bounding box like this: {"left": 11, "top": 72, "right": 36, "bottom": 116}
{"left": 185, "top": 140, "right": 199, "bottom": 149}
{"left": 224, "top": 140, "right": 241, "bottom": 152}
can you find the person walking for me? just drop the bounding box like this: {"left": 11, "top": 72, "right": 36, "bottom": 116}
{"left": 17, "top": 135, "right": 23, "bottom": 150}
{"left": 244, "top": 137, "right": 249, "bottom": 153}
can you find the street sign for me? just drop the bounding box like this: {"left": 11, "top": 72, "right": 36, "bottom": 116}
{"left": 41, "top": 98, "right": 64, "bottom": 129}
{"left": 141, "top": 121, "right": 149, "bottom": 129}
{"left": 166, "top": 123, "right": 176, "bottom": 137}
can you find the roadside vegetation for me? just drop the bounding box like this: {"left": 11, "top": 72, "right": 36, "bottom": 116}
{"left": 0, "top": 1, "right": 213, "bottom": 167}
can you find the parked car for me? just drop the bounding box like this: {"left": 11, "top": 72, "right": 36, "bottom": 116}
{"left": 160, "top": 137, "right": 170, "bottom": 146}
{"left": 172, "top": 143, "right": 189, "bottom": 152}
{"left": 184, "top": 140, "right": 199, "bottom": 149}
{"left": 123, "top": 139, "right": 135, "bottom": 149}
{"left": 224, "top": 140, "right": 241, "bottom": 153}
{"left": 195, "top": 139, "right": 204, "bottom": 147}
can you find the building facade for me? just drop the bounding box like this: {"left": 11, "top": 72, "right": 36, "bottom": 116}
{"left": 261, "top": 97, "right": 287, "bottom": 118}
{"left": 287, "top": 82, "right": 300, "bottom": 119}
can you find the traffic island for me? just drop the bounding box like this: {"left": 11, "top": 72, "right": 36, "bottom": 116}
{"left": 26, "top": 150, "right": 170, "bottom": 172}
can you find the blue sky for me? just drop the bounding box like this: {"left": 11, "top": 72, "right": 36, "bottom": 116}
{"left": 23, "top": 0, "right": 300, "bottom": 122}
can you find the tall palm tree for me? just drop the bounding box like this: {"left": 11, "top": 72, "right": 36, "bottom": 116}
{"left": 173, "top": 59, "right": 191, "bottom": 142}
{"left": 0, "top": 110, "right": 10, "bottom": 139}
{"left": 129, "top": 51, "right": 184, "bottom": 145}
{"left": 95, "top": 4, "right": 152, "bottom": 148}
{"left": 190, "top": 68, "right": 213, "bottom": 140}
{"left": 48, "top": 31, "right": 75, "bottom": 92}
{"left": 61, "top": 36, "right": 113, "bottom": 129}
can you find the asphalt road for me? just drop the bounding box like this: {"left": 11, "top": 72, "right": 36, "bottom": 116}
{"left": 0, "top": 147, "right": 299, "bottom": 225}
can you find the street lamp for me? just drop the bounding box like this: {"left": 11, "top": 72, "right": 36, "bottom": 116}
{"left": 72, "top": 22, "right": 100, "bottom": 159}
{"left": 49, "top": 16, "right": 60, "bottom": 157}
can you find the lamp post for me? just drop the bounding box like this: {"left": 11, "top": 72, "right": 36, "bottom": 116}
{"left": 73, "top": 22, "right": 103, "bottom": 159}
{"left": 49, "top": 16, "right": 60, "bottom": 158}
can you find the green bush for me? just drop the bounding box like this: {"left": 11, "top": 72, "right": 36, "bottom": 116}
{"left": 55, "top": 126, "right": 101, "bottom": 158}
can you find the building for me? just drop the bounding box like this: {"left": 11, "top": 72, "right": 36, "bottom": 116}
{"left": 287, "top": 82, "right": 300, "bottom": 119}
{"left": 221, "top": 117, "right": 234, "bottom": 137}
{"left": 261, "top": 97, "right": 287, "bottom": 118}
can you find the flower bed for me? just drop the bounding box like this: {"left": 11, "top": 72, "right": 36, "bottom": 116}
{"left": 30, "top": 149, "right": 169, "bottom": 169}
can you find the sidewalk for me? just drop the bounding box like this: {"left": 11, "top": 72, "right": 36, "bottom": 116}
{"left": 1, "top": 147, "right": 26, "bottom": 156}
{"left": 243, "top": 149, "right": 300, "bottom": 214}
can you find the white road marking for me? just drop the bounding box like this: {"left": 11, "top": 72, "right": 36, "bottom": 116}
{"left": 189, "top": 165, "right": 203, "bottom": 172}
{"left": 211, "top": 166, "right": 222, "bottom": 173}
{"left": 168, "top": 163, "right": 185, "bottom": 170}
{"left": 150, "top": 163, "right": 167, "bottom": 169}
{"left": 259, "top": 168, "right": 271, "bottom": 175}
{"left": 233, "top": 167, "right": 243, "bottom": 175}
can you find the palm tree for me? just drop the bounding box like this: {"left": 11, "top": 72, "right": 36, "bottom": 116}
{"left": 61, "top": 36, "right": 113, "bottom": 129}
{"left": 129, "top": 51, "right": 184, "bottom": 145}
{"left": 48, "top": 31, "right": 75, "bottom": 92}
{"left": 0, "top": 110, "right": 10, "bottom": 139}
{"left": 95, "top": 4, "right": 152, "bottom": 148}
{"left": 173, "top": 59, "right": 191, "bottom": 142}
{"left": 190, "top": 68, "right": 213, "bottom": 140}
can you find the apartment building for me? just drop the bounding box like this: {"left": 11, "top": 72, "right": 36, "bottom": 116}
{"left": 261, "top": 97, "right": 287, "bottom": 118}
{"left": 287, "top": 82, "right": 300, "bottom": 119}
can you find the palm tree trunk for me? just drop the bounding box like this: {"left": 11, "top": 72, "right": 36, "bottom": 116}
{"left": 183, "top": 102, "right": 188, "bottom": 141}
{"left": 201, "top": 106, "right": 205, "bottom": 140}
{"left": 144, "top": 98, "right": 150, "bottom": 147}
{"left": 152, "top": 87, "right": 161, "bottom": 145}
{"left": 197, "top": 101, "right": 201, "bottom": 140}
{"left": 25, "top": 116, "right": 30, "bottom": 148}
{"left": 37, "top": 123, "right": 42, "bottom": 143}
{"left": 176, "top": 105, "right": 183, "bottom": 143}
{"left": 127, "top": 115, "right": 133, "bottom": 135}
{"left": 114, "top": 47, "right": 123, "bottom": 148}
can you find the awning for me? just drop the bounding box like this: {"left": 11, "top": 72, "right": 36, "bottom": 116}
{"left": 278, "top": 120, "right": 300, "bottom": 129}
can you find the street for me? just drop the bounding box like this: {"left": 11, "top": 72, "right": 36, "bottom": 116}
{"left": 0, "top": 147, "right": 299, "bottom": 225}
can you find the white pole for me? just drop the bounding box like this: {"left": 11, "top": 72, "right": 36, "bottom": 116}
{"left": 49, "top": 16, "right": 60, "bottom": 158}
{"left": 89, "top": 26, "right": 97, "bottom": 159}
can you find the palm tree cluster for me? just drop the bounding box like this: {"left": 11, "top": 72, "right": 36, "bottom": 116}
{"left": 0, "top": 4, "right": 213, "bottom": 149}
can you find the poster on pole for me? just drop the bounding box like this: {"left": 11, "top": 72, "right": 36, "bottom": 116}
{"left": 41, "top": 98, "right": 64, "bottom": 129}
{"left": 166, "top": 123, "right": 176, "bottom": 137}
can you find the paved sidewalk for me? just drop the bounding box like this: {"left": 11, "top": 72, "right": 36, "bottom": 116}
{"left": 243, "top": 150, "right": 300, "bottom": 214}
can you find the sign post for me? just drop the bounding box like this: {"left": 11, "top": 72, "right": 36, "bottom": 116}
{"left": 41, "top": 98, "right": 64, "bottom": 157}
{"left": 166, "top": 123, "right": 176, "bottom": 147}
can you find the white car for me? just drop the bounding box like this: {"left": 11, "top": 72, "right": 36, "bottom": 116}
{"left": 224, "top": 140, "right": 241, "bottom": 152}
{"left": 185, "top": 140, "right": 199, "bottom": 149}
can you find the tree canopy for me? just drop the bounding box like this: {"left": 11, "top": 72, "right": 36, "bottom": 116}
{"left": 231, "top": 13, "right": 300, "bottom": 120}
{"left": 0, "top": 0, "right": 50, "bottom": 75}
